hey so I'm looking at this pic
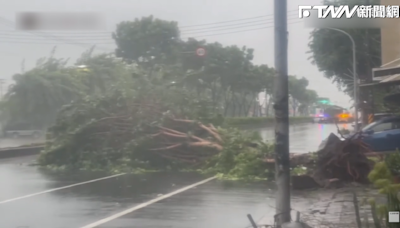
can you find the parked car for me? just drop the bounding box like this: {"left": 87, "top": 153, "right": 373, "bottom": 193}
{"left": 352, "top": 113, "right": 395, "bottom": 129}
{"left": 2, "top": 122, "right": 44, "bottom": 138}
{"left": 5, "top": 130, "right": 44, "bottom": 138}
{"left": 347, "top": 116, "right": 400, "bottom": 152}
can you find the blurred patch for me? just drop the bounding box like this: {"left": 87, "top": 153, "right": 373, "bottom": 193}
{"left": 302, "top": 9, "right": 384, "bottom": 28}
{"left": 15, "top": 12, "right": 106, "bottom": 30}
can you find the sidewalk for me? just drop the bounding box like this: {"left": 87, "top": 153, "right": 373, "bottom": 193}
{"left": 258, "top": 185, "right": 382, "bottom": 228}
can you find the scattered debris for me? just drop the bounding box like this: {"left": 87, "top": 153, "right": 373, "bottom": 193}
{"left": 265, "top": 132, "right": 374, "bottom": 190}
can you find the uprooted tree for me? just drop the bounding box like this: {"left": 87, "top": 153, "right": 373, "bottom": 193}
{"left": 312, "top": 132, "right": 373, "bottom": 184}
{"left": 38, "top": 72, "right": 274, "bottom": 179}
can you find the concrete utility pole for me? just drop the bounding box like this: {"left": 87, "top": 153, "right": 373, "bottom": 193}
{"left": 273, "top": 0, "right": 291, "bottom": 226}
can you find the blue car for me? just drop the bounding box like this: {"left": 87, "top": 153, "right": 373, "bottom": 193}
{"left": 356, "top": 116, "right": 400, "bottom": 152}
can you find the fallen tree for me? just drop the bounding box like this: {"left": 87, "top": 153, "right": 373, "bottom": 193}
{"left": 39, "top": 80, "right": 274, "bottom": 179}
{"left": 312, "top": 132, "right": 373, "bottom": 185}
{"left": 38, "top": 74, "right": 374, "bottom": 184}
{"left": 265, "top": 132, "right": 374, "bottom": 188}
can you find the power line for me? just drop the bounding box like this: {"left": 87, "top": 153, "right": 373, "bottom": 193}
{"left": 0, "top": 13, "right": 300, "bottom": 39}
{"left": 0, "top": 30, "right": 112, "bottom": 38}
{"left": 0, "top": 10, "right": 299, "bottom": 37}
{"left": 0, "top": 20, "right": 303, "bottom": 44}
{"left": 181, "top": 13, "right": 298, "bottom": 31}
{"left": 179, "top": 9, "right": 299, "bottom": 28}
{"left": 0, "top": 12, "right": 304, "bottom": 45}
{"left": 0, "top": 17, "right": 302, "bottom": 43}
{"left": 0, "top": 40, "right": 112, "bottom": 44}
{"left": 181, "top": 21, "right": 302, "bottom": 39}
{"left": 0, "top": 17, "right": 301, "bottom": 41}
{"left": 181, "top": 14, "right": 298, "bottom": 32}
{"left": 0, "top": 16, "right": 114, "bottom": 52}
{"left": 181, "top": 18, "right": 299, "bottom": 35}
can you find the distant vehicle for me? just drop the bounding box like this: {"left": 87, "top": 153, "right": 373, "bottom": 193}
{"left": 2, "top": 122, "right": 44, "bottom": 138}
{"left": 315, "top": 106, "right": 350, "bottom": 123}
{"left": 352, "top": 113, "right": 395, "bottom": 129}
{"left": 337, "top": 112, "right": 353, "bottom": 123}
{"left": 345, "top": 116, "right": 400, "bottom": 152}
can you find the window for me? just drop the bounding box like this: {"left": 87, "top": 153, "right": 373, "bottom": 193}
{"left": 391, "top": 120, "right": 400, "bottom": 129}
{"left": 371, "top": 122, "right": 392, "bottom": 132}
{"left": 362, "top": 122, "right": 378, "bottom": 132}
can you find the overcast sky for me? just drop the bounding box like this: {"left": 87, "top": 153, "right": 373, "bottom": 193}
{"left": 0, "top": 0, "right": 351, "bottom": 108}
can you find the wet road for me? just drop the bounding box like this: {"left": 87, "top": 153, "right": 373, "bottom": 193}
{"left": 0, "top": 156, "right": 319, "bottom": 228}
{"left": 0, "top": 123, "right": 344, "bottom": 228}
{"left": 0, "top": 136, "right": 45, "bottom": 148}
{"left": 0, "top": 123, "right": 349, "bottom": 151}
{"left": 256, "top": 122, "right": 351, "bottom": 153}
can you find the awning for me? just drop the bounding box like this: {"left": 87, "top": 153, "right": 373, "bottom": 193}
{"left": 360, "top": 74, "right": 400, "bottom": 87}
{"left": 366, "top": 58, "right": 400, "bottom": 87}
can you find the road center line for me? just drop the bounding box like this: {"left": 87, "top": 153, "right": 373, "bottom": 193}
{"left": 80, "top": 176, "right": 217, "bottom": 228}
{"left": 0, "top": 173, "right": 126, "bottom": 204}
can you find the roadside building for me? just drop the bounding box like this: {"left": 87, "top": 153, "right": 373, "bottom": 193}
{"left": 359, "top": 1, "right": 400, "bottom": 125}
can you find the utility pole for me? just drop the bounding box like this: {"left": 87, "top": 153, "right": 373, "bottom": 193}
{"left": 273, "top": 0, "right": 291, "bottom": 226}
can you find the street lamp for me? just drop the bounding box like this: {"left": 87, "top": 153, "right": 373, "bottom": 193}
{"left": 325, "top": 27, "right": 358, "bottom": 130}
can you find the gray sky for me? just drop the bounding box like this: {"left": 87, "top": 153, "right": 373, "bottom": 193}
{"left": 0, "top": 0, "right": 351, "bottom": 108}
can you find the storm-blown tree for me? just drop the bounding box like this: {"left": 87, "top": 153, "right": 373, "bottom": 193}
{"left": 0, "top": 48, "right": 134, "bottom": 129}
{"left": 113, "top": 15, "right": 181, "bottom": 66}
{"left": 112, "top": 16, "right": 318, "bottom": 117}
{"left": 0, "top": 55, "right": 79, "bottom": 129}
{"left": 288, "top": 76, "right": 318, "bottom": 116}
{"left": 308, "top": 0, "right": 381, "bottom": 96}
{"left": 39, "top": 68, "right": 274, "bottom": 179}
{"left": 1, "top": 15, "right": 320, "bottom": 133}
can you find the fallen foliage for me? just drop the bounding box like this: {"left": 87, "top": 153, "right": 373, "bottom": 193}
{"left": 264, "top": 132, "right": 374, "bottom": 188}
{"left": 38, "top": 81, "right": 274, "bottom": 180}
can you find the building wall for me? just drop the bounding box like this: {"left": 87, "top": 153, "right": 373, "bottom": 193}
{"left": 381, "top": 0, "right": 400, "bottom": 65}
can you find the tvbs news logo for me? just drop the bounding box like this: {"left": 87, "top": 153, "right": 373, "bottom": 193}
{"left": 299, "top": 5, "right": 400, "bottom": 19}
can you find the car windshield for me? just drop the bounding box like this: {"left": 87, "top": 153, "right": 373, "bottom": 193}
{"left": 361, "top": 122, "right": 379, "bottom": 132}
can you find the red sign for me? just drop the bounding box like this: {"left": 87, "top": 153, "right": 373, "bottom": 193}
{"left": 195, "top": 47, "right": 206, "bottom": 57}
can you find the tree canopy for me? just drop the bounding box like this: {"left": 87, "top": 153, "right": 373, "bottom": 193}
{"left": 1, "top": 16, "right": 319, "bottom": 129}
{"left": 308, "top": 0, "right": 381, "bottom": 97}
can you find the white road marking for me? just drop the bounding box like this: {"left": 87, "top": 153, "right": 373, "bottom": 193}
{"left": 80, "top": 176, "right": 217, "bottom": 228}
{"left": 0, "top": 173, "right": 126, "bottom": 204}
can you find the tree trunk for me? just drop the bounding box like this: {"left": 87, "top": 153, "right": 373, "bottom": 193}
{"left": 292, "top": 98, "right": 297, "bottom": 117}
{"left": 252, "top": 99, "right": 258, "bottom": 117}
{"left": 266, "top": 95, "right": 273, "bottom": 117}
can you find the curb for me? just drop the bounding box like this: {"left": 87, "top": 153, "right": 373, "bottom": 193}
{"left": 0, "top": 146, "right": 44, "bottom": 159}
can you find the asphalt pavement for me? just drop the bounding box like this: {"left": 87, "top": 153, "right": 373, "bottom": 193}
{"left": 0, "top": 123, "right": 349, "bottom": 228}
{"left": 0, "top": 136, "right": 45, "bottom": 148}
{"left": 257, "top": 122, "right": 351, "bottom": 153}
